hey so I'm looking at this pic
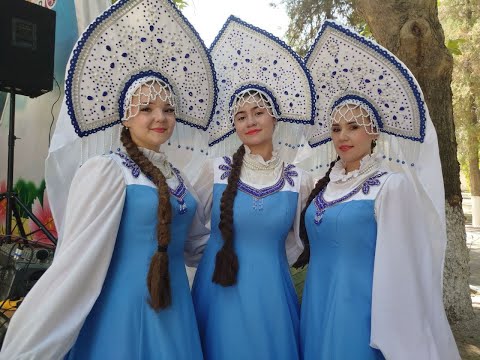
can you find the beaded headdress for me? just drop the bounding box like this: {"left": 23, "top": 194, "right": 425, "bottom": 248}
{"left": 207, "top": 16, "right": 316, "bottom": 162}
{"left": 297, "top": 19, "right": 445, "bottom": 232}
{"left": 46, "top": 0, "right": 217, "bottom": 234}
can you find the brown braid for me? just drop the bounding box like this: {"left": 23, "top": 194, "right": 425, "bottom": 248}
{"left": 120, "top": 127, "right": 172, "bottom": 310}
{"left": 212, "top": 144, "right": 246, "bottom": 286}
{"left": 292, "top": 158, "right": 339, "bottom": 269}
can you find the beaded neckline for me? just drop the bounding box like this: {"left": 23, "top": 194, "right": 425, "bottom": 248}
{"left": 313, "top": 171, "right": 387, "bottom": 224}
{"left": 242, "top": 154, "right": 281, "bottom": 171}
{"left": 219, "top": 156, "right": 298, "bottom": 210}
{"left": 330, "top": 153, "right": 382, "bottom": 184}
{"left": 115, "top": 150, "right": 188, "bottom": 214}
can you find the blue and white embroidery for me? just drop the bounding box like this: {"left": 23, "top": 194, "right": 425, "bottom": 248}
{"left": 115, "top": 150, "right": 188, "bottom": 215}
{"left": 170, "top": 166, "right": 188, "bottom": 215}
{"left": 219, "top": 156, "right": 233, "bottom": 180}
{"left": 115, "top": 149, "right": 141, "bottom": 178}
{"left": 218, "top": 157, "right": 298, "bottom": 210}
{"left": 314, "top": 171, "right": 387, "bottom": 224}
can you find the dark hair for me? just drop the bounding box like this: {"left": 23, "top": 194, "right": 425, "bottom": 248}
{"left": 120, "top": 127, "right": 172, "bottom": 310}
{"left": 212, "top": 144, "right": 246, "bottom": 286}
{"left": 293, "top": 158, "right": 338, "bottom": 269}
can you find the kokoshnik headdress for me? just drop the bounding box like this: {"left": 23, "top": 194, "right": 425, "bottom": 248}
{"left": 297, "top": 21, "right": 459, "bottom": 358}
{"left": 46, "top": 0, "right": 217, "bottom": 236}
{"left": 298, "top": 19, "right": 447, "bottom": 305}
{"left": 297, "top": 20, "right": 444, "bottom": 225}
{"left": 207, "top": 16, "right": 316, "bottom": 162}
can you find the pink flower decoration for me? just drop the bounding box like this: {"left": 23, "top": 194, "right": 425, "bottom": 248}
{"left": 28, "top": 191, "right": 57, "bottom": 246}
{"left": 0, "top": 180, "right": 6, "bottom": 231}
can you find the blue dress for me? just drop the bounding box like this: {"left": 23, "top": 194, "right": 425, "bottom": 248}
{"left": 66, "top": 153, "right": 203, "bottom": 360}
{"left": 300, "top": 172, "right": 387, "bottom": 360}
{"left": 192, "top": 157, "right": 302, "bottom": 360}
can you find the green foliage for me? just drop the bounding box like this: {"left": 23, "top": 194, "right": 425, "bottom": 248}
{"left": 276, "top": 0, "right": 358, "bottom": 56}
{"left": 446, "top": 38, "right": 466, "bottom": 56}
{"left": 439, "top": 0, "right": 480, "bottom": 192}
{"left": 290, "top": 266, "right": 307, "bottom": 302}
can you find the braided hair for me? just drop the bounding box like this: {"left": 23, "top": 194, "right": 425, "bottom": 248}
{"left": 120, "top": 127, "right": 173, "bottom": 310}
{"left": 293, "top": 138, "right": 377, "bottom": 268}
{"left": 212, "top": 145, "right": 246, "bottom": 286}
{"left": 293, "top": 158, "right": 338, "bottom": 269}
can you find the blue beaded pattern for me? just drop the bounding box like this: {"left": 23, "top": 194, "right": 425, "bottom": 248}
{"left": 313, "top": 171, "right": 387, "bottom": 224}
{"left": 65, "top": 0, "right": 218, "bottom": 138}
{"left": 207, "top": 15, "right": 316, "bottom": 146}
{"left": 169, "top": 166, "right": 188, "bottom": 214}
{"left": 114, "top": 150, "right": 188, "bottom": 214}
{"left": 305, "top": 20, "right": 427, "bottom": 148}
{"left": 219, "top": 157, "right": 298, "bottom": 201}
{"left": 115, "top": 149, "right": 141, "bottom": 178}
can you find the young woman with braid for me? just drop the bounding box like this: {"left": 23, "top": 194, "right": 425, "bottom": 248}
{"left": 295, "top": 20, "right": 459, "bottom": 360}
{"left": 0, "top": 79, "right": 209, "bottom": 360}
{"left": 1, "top": 0, "right": 217, "bottom": 358}
{"left": 191, "top": 90, "right": 313, "bottom": 360}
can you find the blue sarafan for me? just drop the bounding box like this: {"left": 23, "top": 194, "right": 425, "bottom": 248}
{"left": 297, "top": 20, "right": 460, "bottom": 360}
{"left": 192, "top": 157, "right": 306, "bottom": 360}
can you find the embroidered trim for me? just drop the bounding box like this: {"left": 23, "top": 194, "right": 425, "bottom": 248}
{"left": 305, "top": 20, "right": 427, "bottom": 147}
{"left": 114, "top": 150, "right": 188, "bottom": 214}
{"left": 313, "top": 171, "right": 387, "bottom": 224}
{"left": 170, "top": 165, "right": 188, "bottom": 214}
{"left": 65, "top": 0, "right": 218, "bottom": 137}
{"left": 218, "top": 157, "right": 298, "bottom": 198}
{"left": 115, "top": 149, "right": 141, "bottom": 178}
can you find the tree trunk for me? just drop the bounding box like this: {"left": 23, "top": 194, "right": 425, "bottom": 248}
{"left": 467, "top": 94, "right": 480, "bottom": 227}
{"left": 468, "top": 95, "right": 480, "bottom": 195}
{"left": 356, "top": 0, "right": 473, "bottom": 322}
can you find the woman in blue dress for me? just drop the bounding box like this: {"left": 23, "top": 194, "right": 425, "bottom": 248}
{"left": 294, "top": 21, "right": 460, "bottom": 359}
{"left": 0, "top": 1, "right": 216, "bottom": 359}
{"left": 191, "top": 16, "right": 316, "bottom": 360}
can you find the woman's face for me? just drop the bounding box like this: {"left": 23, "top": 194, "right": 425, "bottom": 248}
{"left": 123, "top": 84, "right": 176, "bottom": 151}
{"left": 233, "top": 95, "right": 276, "bottom": 149}
{"left": 331, "top": 105, "right": 377, "bottom": 172}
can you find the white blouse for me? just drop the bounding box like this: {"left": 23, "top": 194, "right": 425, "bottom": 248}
{"left": 194, "top": 146, "right": 314, "bottom": 265}
{"left": 0, "top": 149, "right": 209, "bottom": 360}
{"left": 322, "top": 154, "right": 460, "bottom": 360}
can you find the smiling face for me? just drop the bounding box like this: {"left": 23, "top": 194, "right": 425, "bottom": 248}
{"left": 331, "top": 104, "right": 378, "bottom": 172}
{"left": 233, "top": 94, "right": 276, "bottom": 152}
{"left": 123, "top": 83, "right": 176, "bottom": 151}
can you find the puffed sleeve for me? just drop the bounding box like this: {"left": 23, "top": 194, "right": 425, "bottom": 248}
{"left": 192, "top": 158, "right": 214, "bottom": 226}
{"left": 182, "top": 173, "right": 210, "bottom": 267}
{"left": 0, "top": 156, "right": 126, "bottom": 360}
{"left": 370, "top": 173, "right": 460, "bottom": 360}
{"left": 285, "top": 169, "right": 314, "bottom": 265}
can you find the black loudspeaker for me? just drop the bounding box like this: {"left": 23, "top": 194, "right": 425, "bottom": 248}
{"left": 0, "top": 243, "right": 53, "bottom": 301}
{"left": 0, "top": 0, "right": 56, "bottom": 98}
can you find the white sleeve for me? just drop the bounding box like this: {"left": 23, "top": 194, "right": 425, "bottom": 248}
{"left": 0, "top": 156, "right": 126, "bottom": 360}
{"left": 285, "top": 170, "right": 314, "bottom": 265}
{"left": 370, "top": 173, "right": 460, "bottom": 360}
{"left": 192, "top": 158, "right": 214, "bottom": 225}
{"left": 182, "top": 174, "right": 210, "bottom": 267}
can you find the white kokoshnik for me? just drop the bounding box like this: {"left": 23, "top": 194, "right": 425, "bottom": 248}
{"left": 207, "top": 15, "right": 316, "bottom": 161}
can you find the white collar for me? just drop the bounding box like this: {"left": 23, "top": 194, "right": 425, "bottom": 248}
{"left": 330, "top": 153, "right": 382, "bottom": 183}
{"left": 239, "top": 145, "right": 284, "bottom": 186}
{"left": 243, "top": 145, "right": 280, "bottom": 168}
{"left": 324, "top": 153, "right": 383, "bottom": 200}
{"left": 139, "top": 147, "right": 174, "bottom": 179}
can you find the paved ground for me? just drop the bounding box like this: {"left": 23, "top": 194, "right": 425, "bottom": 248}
{"left": 453, "top": 193, "right": 480, "bottom": 359}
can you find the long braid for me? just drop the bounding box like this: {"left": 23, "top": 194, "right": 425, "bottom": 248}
{"left": 120, "top": 127, "right": 173, "bottom": 310}
{"left": 293, "top": 158, "right": 338, "bottom": 269}
{"left": 212, "top": 145, "right": 246, "bottom": 286}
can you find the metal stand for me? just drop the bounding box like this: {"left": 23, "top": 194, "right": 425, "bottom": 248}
{"left": 0, "top": 91, "right": 57, "bottom": 245}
